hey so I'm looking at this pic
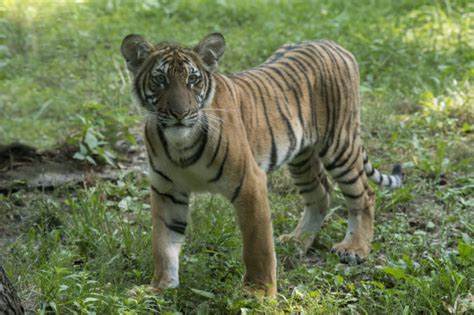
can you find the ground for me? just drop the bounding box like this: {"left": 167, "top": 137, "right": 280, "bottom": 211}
{"left": 0, "top": 0, "right": 473, "bottom": 314}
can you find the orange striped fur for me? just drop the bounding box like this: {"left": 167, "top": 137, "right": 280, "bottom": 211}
{"left": 121, "top": 33, "right": 402, "bottom": 296}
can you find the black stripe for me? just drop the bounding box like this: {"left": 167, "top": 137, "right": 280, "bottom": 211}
{"left": 181, "top": 131, "right": 205, "bottom": 151}
{"left": 325, "top": 130, "right": 358, "bottom": 172}
{"left": 326, "top": 41, "right": 357, "bottom": 64}
{"left": 180, "top": 133, "right": 208, "bottom": 167}
{"left": 298, "top": 49, "right": 332, "bottom": 158}
{"left": 342, "top": 190, "right": 365, "bottom": 199}
{"left": 295, "top": 47, "right": 334, "bottom": 136}
{"left": 265, "top": 44, "right": 300, "bottom": 64}
{"left": 179, "top": 117, "right": 209, "bottom": 167}
{"left": 256, "top": 66, "right": 293, "bottom": 117}
{"left": 148, "top": 154, "right": 172, "bottom": 182}
{"left": 232, "top": 76, "right": 260, "bottom": 132}
{"left": 245, "top": 73, "right": 278, "bottom": 171}
{"left": 372, "top": 172, "right": 382, "bottom": 185}
{"left": 202, "top": 71, "right": 213, "bottom": 107}
{"left": 231, "top": 162, "right": 246, "bottom": 203}
{"left": 366, "top": 165, "right": 375, "bottom": 177}
{"left": 289, "top": 163, "right": 311, "bottom": 176}
{"left": 135, "top": 65, "right": 154, "bottom": 111}
{"left": 338, "top": 169, "right": 364, "bottom": 185}
{"left": 316, "top": 68, "right": 329, "bottom": 150}
{"left": 324, "top": 138, "right": 351, "bottom": 171}
{"left": 291, "top": 86, "right": 305, "bottom": 141}
{"left": 324, "top": 41, "right": 357, "bottom": 78}
{"left": 267, "top": 63, "right": 306, "bottom": 137}
{"left": 165, "top": 219, "right": 187, "bottom": 234}
{"left": 254, "top": 68, "right": 297, "bottom": 164}
{"left": 387, "top": 175, "right": 393, "bottom": 187}
{"left": 392, "top": 164, "right": 403, "bottom": 177}
{"left": 363, "top": 151, "right": 369, "bottom": 164}
{"left": 316, "top": 44, "right": 348, "bottom": 158}
{"left": 318, "top": 84, "right": 338, "bottom": 157}
{"left": 295, "top": 177, "right": 319, "bottom": 187}
{"left": 328, "top": 44, "right": 358, "bottom": 157}
{"left": 288, "top": 157, "right": 310, "bottom": 169}
{"left": 295, "top": 177, "right": 318, "bottom": 187}
{"left": 208, "top": 143, "right": 229, "bottom": 183}
{"left": 171, "top": 219, "right": 187, "bottom": 227}
{"left": 299, "top": 182, "right": 320, "bottom": 194}
{"left": 238, "top": 98, "right": 246, "bottom": 126}
{"left": 151, "top": 186, "right": 188, "bottom": 205}
{"left": 285, "top": 56, "right": 318, "bottom": 142}
{"left": 157, "top": 125, "right": 174, "bottom": 164}
{"left": 220, "top": 75, "right": 238, "bottom": 105}
{"left": 207, "top": 120, "right": 223, "bottom": 167}
{"left": 293, "top": 48, "right": 329, "bottom": 141}
{"left": 144, "top": 123, "right": 156, "bottom": 156}
{"left": 167, "top": 224, "right": 186, "bottom": 234}
{"left": 254, "top": 67, "right": 293, "bottom": 115}
{"left": 332, "top": 147, "right": 362, "bottom": 179}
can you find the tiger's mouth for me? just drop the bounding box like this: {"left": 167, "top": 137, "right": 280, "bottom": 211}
{"left": 171, "top": 122, "right": 188, "bottom": 127}
{"left": 156, "top": 114, "right": 200, "bottom": 130}
{"left": 168, "top": 122, "right": 194, "bottom": 130}
{"left": 161, "top": 117, "right": 201, "bottom": 142}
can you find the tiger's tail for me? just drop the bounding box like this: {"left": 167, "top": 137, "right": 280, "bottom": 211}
{"left": 362, "top": 148, "right": 403, "bottom": 189}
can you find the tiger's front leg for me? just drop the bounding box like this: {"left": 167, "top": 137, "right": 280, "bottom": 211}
{"left": 149, "top": 185, "right": 190, "bottom": 291}
{"left": 231, "top": 164, "right": 277, "bottom": 297}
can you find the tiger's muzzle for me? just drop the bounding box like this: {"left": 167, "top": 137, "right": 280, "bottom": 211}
{"left": 156, "top": 109, "right": 200, "bottom": 129}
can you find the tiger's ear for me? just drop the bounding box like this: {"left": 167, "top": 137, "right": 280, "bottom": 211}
{"left": 194, "top": 33, "right": 225, "bottom": 72}
{"left": 121, "top": 34, "right": 153, "bottom": 74}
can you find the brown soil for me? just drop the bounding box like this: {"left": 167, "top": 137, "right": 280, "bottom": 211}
{"left": 0, "top": 136, "right": 147, "bottom": 252}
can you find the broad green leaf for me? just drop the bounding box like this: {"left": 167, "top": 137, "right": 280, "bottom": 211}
{"left": 190, "top": 288, "right": 215, "bottom": 299}
{"left": 383, "top": 267, "right": 407, "bottom": 280}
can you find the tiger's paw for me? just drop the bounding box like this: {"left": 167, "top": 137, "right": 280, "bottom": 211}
{"left": 243, "top": 283, "right": 277, "bottom": 299}
{"left": 330, "top": 241, "right": 370, "bottom": 265}
{"left": 128, "top": 278, "right": 179, "bottom": 297}
{"left": 150, "top": 277, "right": 179, "bottom": 291}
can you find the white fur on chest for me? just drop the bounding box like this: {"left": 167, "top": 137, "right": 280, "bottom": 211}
{"left": 148, "top": 155, "right": 219, "bottom": 193}
{"left": 145, "top": 116, "right": 234, "bottom": 195}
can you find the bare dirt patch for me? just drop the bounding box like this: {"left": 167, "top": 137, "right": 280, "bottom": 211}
{"left": 1, "top": 143, "right": 94, "bottom": 193}
{"left": 0, "top": 137, "right": 147, "bottom": 252}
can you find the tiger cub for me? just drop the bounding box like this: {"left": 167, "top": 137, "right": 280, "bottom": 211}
{"left": 121, "top": 32, "right": 403, "bottom": 296}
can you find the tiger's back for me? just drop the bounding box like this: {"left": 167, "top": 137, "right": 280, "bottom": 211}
{"left": 222, "top": 40, "right": 361, "bottom": 173}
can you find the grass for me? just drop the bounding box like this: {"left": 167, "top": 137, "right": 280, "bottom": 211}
{"left": 1, "top": 0, "right": 473, "bottom": 313}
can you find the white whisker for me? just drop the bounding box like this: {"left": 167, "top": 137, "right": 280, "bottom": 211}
{"left": 203, "top": 108, "right": 237, "bottom": 113}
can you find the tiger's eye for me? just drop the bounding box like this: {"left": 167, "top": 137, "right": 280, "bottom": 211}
{"left": 188, "top": 74, "right": 199, "bottom": 84}
{"left": 156, "top": 74, "right": 166, "bottom": 84}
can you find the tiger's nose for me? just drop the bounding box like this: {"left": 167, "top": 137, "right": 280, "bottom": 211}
{"left": 170, "top": 109, "right": 190, "bottom": 120}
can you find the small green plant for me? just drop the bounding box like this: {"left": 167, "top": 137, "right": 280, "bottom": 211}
{"left": 412, "top": 137, "right": 450, "bottom": 179}
{"left": 72, "top": 120, "right": 116, "bottom": 166}
{"left": 71, "top": 102, "right": 139, "bottom": 166}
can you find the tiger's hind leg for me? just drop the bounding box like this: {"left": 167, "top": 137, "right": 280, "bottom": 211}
{"left": 280, "top": 147, "right": 332, "bottom": 252}
{"left": 322, "top": 144, "right": 375, "bottom": 264}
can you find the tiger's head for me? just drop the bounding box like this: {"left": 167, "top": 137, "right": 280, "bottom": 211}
{"left": 121, "top": 33, "right": 225, "bottom": 138}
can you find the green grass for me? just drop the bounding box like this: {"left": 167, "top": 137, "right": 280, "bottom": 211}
{"left": 1, "top": 0, "right": 473, "bottom": 313}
